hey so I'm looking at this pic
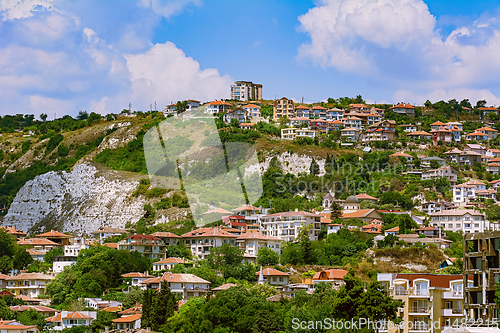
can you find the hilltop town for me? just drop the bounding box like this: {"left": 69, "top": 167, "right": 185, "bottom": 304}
{"left": 1, "top": 81, "right": 500, "bottom": 332}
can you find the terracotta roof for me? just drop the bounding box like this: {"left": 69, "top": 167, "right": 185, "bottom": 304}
{"left": 429, "top": 209, "right": 483, "bottom": 217}
{"left": 90, "top": 227, "right": 128, "bottom": 234}
{"left": 313, "top": 269, "right": 348, "bottom": 281}
{"left": 159, "top": 273, "right": 211, "bottom": 284}
{"left": 211, "top": 283, "right": 237, "bottom": 291}
{"left": 46, "top": 314, "right": 62, "bottom": 322}
{"left": 121, "top": 272, "right": 154, "bottom": 278}
{"left": 477, "top": 107, "right": 498, "bottom": 111}
{"left": 119, "top": 305, "right": 142, "bottom": 315}
{"left": 390, "top": 152, "right": 413, "bottom": 158}
{"left": 103, "top": 243, "right": 118, "bottom": 249}
{"left": 0, "top": 320, "right": 38, "bottom": 330}
{"left": 102, "top": 306, "right": 122, "bottom": 313}
{"left": 6, "top": 273, "right": 53, "bottom": 281}
{"left": 205, "top": 101, "right": 231, "bottom": 106}
{"left": 27, "top": 249, "right": 46, "bottom": 256}
{"left": 153, "top": 257, "right": 187, "bottom": 265}
{"left": 0, "top": 226, "right": 26, "bottom": 236}
{"left": 416, "top": 226, "right": 437, "bottom": 231}
{"left": 123, "top": 234, "right": 161, "bottom": 241}
{"left": 350, "top": 104, "right": 369, "bottom": 108}
{"left": 355, "top": 193, "right": 379, "bottom": 201}
{"left": 0, "top": 273, "right": 10, "bottom": 280}
{"left": 477, "top": 127, "right": 498, "bottom": 132}
{"left": 395, "top": 274, "right": 469, "bottom": 288}
{"left": 407, "top": 131, "right": 431, "bottom": 136}
{"left": 342, "top": 209, "right": 378, "bottom": 219}
{"left": 391, "top": 103, "right": 414, "bottom": 109}
{"left": 233, "top": 205, "right": 260, "bottom": 212}
{"left": 63, "top": 312, "right": 93, "bottom": 319}
{"left": 266, "top": 294, "right": 291, "bottom": 302}
{"left": 240, "top": 123, "right": 255, "bottom": 126}
{"left": 241, "top": 104, "right": 260, "bottom": 108}
{"left": 236, "top": 232, "right": 282, "bottom": 241}
{"left": 181, "top": 227, "right": 237, "bottom": 238}
{"left": 112, "top": 313, "right": 142, "bottom": 323}
{"left": 263, "top": 211, "right": 322, "bottom": 218}
{"left": 202, "top": 207, "right": 233, "bottom": 214}
{"left": 430, "top": 121, "right": 446, "bottom": 126}
{"left": 254, "top": 268, "right": 289, "bottom": 277}
{"left": 295, "top": 105, "right": 310, "bottom": 109}
{"left": 466, "top": 131, "right": 488, "bottom": 137}
{"left": 14, "top": 295, "right": 42, "bottom": 303}
{"left": 386, "top": 226, "right": 399, "bottom": 232}
{"left": 311, "top": 105, "right": 326, "bottom": 110}
{"left": 10, "top": 305, "right": 58, "bottom": 313}
{"left": 18, "top": 238, "right": 59, "bottom": 246}
{"left": 35, "top": 230, "right": 74, "bottom": 238}
{"left": 149, "top": 232, "right": 181, "bottom": 238}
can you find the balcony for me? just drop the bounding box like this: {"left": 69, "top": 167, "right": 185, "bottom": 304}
{"left": 411, "top": 290, "right": 430, "bottom": 297}
{"left": 409, "top": 323, "right": 430, "bottom": 332}
{"left": 442, "top": 291, "right": 463, "bottom": 299}
{"left": 394, "top": 289, "right": 408, "bottom": 296}
{"left": 409, "top": 307, "right": 431, "bottom": 315}
{"left": 442, "top": 309, "right": 463, "bottom": 316}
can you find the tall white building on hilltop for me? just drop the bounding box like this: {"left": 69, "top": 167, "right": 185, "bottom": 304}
{"left": 230, "top": 81, "right": 262, "bottom": 101}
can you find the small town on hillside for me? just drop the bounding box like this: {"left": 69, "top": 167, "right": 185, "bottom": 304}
{"left": 2, "top": 78, "right": 500, "bottom": 333}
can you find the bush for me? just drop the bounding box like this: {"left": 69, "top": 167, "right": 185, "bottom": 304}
{"left": 45, "top": 134, "right": 64, "bottom": 155}
{"left": 155, "top": 198, "right": 171, "bottom": 210}
{"left": 145, "top": 187, "right": 167, "bottom": 199}
{"left": 172, "top": 194, "right": 189, "bottom": 208}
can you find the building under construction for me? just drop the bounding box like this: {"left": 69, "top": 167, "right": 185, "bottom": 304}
{"left": 463, "top": 230, "right": 500, "bottom": 322}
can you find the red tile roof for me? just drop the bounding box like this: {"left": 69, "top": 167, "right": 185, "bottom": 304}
{"left": 62, "top": 312, "right": 93, "bottom": 319}
{"left": 205, "top": 101, "right": 231, "bottom": 106}
{"left": 149, "top": 232, "right": 181, "bottom": 238}
{"left": 313, "top": 269, "right": 348, "bottom": 281}
{"left": 390, "top": 103, "right": 414, "bottom": 109}
{"left": 254, "top": 268, "right": 289, "bottom": 277}
{"left": 395, "top": 274, "right": 470, "bottom": 288}
{"left": 18, "top": 238, "right": 59, "bottom": 246}
{"left": 121, "top": 272, "right": 154, "bottom": 278}
{"left": 154, "top": 257, "right": 187, "bottom": 264}
{"left": 35, "top": 230, "right": 74, "bottom": 238}
{"left": 181, "top": 227, "right": 237, "bottom": 238}
{"left": 236, "top": 232, "right": 282, "bottom": 241}
{"left": 112, "top": 313, "right": 142, "bottom": 323}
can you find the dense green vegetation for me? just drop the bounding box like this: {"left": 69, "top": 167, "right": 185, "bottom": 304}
{"left": 0, "top": 230, "right": 33, "bottom": 273}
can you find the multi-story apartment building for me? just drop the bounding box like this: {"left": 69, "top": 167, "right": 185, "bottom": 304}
{"left": 236, "top": 232, "right": 282, "bottom": 257}
{"left": 389, "top": 103, "right": 415, "bottom": 116}
{"left": 368, "top": 120, "right": 397, "bottom": 132}
{"left": 377, "top": 273, "right": 471, "bottom": 333}
{"left": 465, "top": 131, "right": 489, "bottom": 142}
{"left": 452, "top": 180, "right": 489, "bottom": 203}
{"left": 224, "top": 108, "right": 249, "bottom": 123}
{"left": 444, "top": 149, "right": 483, "bottom": 166}
{"left": 241, "top": 104, "right": 261, "bottom": 122}
{"left": 53, "top": 239, "right": 89, "bottom": 273}
{"left": 311, "top": 105, "right": 326, "bottom": 118}
{"left": 289, "top": 117, "right": 309, "bottom": 127}
{"left": 280, "top": 128, "right": 316, "bottom": 140}
{"left": 35, "top": 230, "right": 74, "bottom": 246}
{"left": 326, "top": 108, "right": 344, "bottom": 121}
{"left": 90, "top": 227, "right": 127, "bottom": 241}
{"left": 342, "top": 116, "right": 362, "bottom": 129}
{"left": 419, "top": 201, "right": 455, "bottom": 215}
{"left": 421, "top": 165, "right": 457, "bottom": 185}
{"left": 361, "top": 128, "right": 395, "bottom": 142}
{"left": 181, "top": 227, "right": 237, "bottom": 260}
{"left": 431, "top": 127, "right": 453, "bottom": 145}
{"left": 230, "top": 81, "right": 262, "bottom": 101}
{"left": 429, "top": 209, "right": 490, "bottom": 233}
{"left": 6, "top": 273, "right": 53, "bottom": 298}
{"left": 477, "top": 107, "right": 499, "bottom": 117}
{"left": 295, "top": 105, "right": 310, "bottom": 118}
{"left": 261, "top": 210, "right": 322, "bottom": 242}
{"left": 477, "top": 127, "right": 498, "bottom": 140}
{"left": 118, "top": 234, "right": 166, "bottom": 260}
{"left": 142, "top": 273, "right": 211, "bottom": 299}
{"left": 348, "top": 104, "right": 371, "bottom": 113}
{"left": 400, "top": 124, "right": 418, "bottom": 132}
{"left": 340, "top": 127, "right": 361, "bottom": 141}
{"left": 463, "top": 231, "right": 500, "bottom": 322}
{"left": 309, "top": 119, "right": 327, "bottom": 132}
{"left": 273, "top": 97, "right": 295, "bottom": 121}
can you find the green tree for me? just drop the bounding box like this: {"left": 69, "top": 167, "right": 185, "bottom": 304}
{"left": 309, "top": 158, "right": 319, "bottom": 176}
{"left": 44, "top": 247, "right": 64, "bottom": 265}
{"left": 151, "top": 282, "right": 179, "bottom": 331}
{"left": 297, "top": 224, "right": 315, "bottom": 264}
{"left": 207, "top": 243, "right": 244, "bottom": 267}
{"left": 257, "top": 247, "right": 279, "bottom": 266}
{"left": 330, "top": 201, "right": 342, "bottom": 220}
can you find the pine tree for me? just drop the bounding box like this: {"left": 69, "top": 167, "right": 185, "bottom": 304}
{"left": 309, "top": 158, "right": 319, "bottom": 176}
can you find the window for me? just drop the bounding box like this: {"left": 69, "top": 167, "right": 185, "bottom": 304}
{"left": 448, "top": 224, "right": 453, "bottom": 228}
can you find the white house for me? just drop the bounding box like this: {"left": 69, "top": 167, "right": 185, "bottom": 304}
{"left": 181, "top": 227, "right": 237, "bottom": 260}
{"left": 235, "top": 232, "right": 282, "bottom": 257}
{"left": 142, "top": 273, "right": 210, "bottom": 300}
{"left": 121, "top": 272, "right": 155, "bottom": 290}
{"left": 153, "top": 257, "right": 190, "bottom": 272}
{"left": 429, "top": 209, "right": 489, "bottom": 233}
{"left": 261, "top": 210, "right": 323, "bottom": 242}
{"left": 46, "top": 311, "right": 97, "bottom": 331}
{"left": 452, "top": 180, "right": 488, "bottom": 203}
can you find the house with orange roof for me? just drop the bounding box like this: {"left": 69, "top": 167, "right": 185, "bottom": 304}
{"left": 118, "top": 234, "right": 166, "bottom": 260}
{"left": 429, "top": 209, "right": 488, "bottom": 233}
{"left": 294, "top": 105, "right": 310, "bottom": 118}
{"left": 46, "top": 311, "right": 96, "bottom": 330}
{"left": 312, "top": 269, "right": 348, "bottom": 286}
{"left": 406, "top": 130, "right": 431, "bottom": 141}
{"left": 341, "top": 209, "right": 384, "bottom": 224}
{"left": 181, "top": 227, "right": 237, "bottom": 260}
{"left": 384, "top": 226, "right": 399, "bottom": 236}
{"left": 273, "top": 97, "right": 295, "bottom": 122}
{"left": 142, "top": 273, "right": 210, "bottom": 299}
{"left": 348, "top": 104, "right": 370, "bottom": 113}
{"left": 255, "top": 268, "right": 289, "bottom": 286}
{"left": 112, "top": 313, "right": 142, "bottom": 330}
{"left": 377, "top": 273, "right": 471, "bottom": 332}
{"left": 311, "top": 105, "right": 326, "bottom": 118}
{"left": 6, "top": 273, "right": 53, "bottom": 298}
{"left": 149, "top": 232, "right": 181, "bottom": 246}
{"left": 280, "top": 127, "right": 317, "bottom": 140}
{"left": 326, "top": 223, "right": 343, "bottom": 235}
{"left": 122, "top": 272, "right": 155, "bottom": 289}
{"left": 361, "top": 127, "right": 395, "bottom": 142}
{"left": 355, "top": 193, "right": 379, "bottom": 202}
{"left": 477, "top": 106, "right": 499, "bottom": 117}
{"left": 236, "top": 232, "right": 282, "bottom": 257}
{"left": 326, "top": 107, "right": 344, "bottom": 121}
{"left": 289, "top": 116, "right": 310, "bottom": 127}
{"left": 340, "top": 127, "right": 361, "bottom": 142}
{"left": 342, "top": 116, "right": 362, "bottom": 129}
{"left": 399, "top": 124, "right": 418, "bottom": 133}
{"left": 390, "top": 151, "right": 413, "bottom": 163}
{"left": 486, "top": 162, "right": 500, "bottom": 174}
{"left": 327, "top": 119, "right": 344, "bottom": 131}
{"left": 361, "top": 222, "right": 382, "bottom": 234}
{"left": 430, "top": 121, "right": 447, "bottom": 130}
{"left": 390, "top": 103, "right": 415, "bottom": 116}
{"left": 204, "top": 100, "right": 232, "bottom": 114}
{"left": 0, "top": 273, "right": 9, "bottom": 289}
{"left": 90, "top": 226, "right": 128, "bottom": 241}
{"left": 489, "top": 148, "right": 500, "bottom": 157}
{"left": 152, "top": 257, "right": 192, "bottom": 272}
{"left": 18, "top": 238, "right": 60, "bottom": 253}
{"left": 421, "top": 165, "right": 457, "bottom": 185}
{"left": 35, "top": 230, "right": 74, "bottom": 246}
{"left": 240, "top": 123, "right": 255, "bottom": 130}
{"left": 477, "top": 127, "right": 498, "bottom": 140}
{"left": 0, "top": 226, "right": 27, "bottom": 238}
{"left": 118, "top": 303, "right": 142, "bottom": 316}
{"left": 0, "top": 319, "right": 40, "bottom": 333}
{"left": 241, "top": 103, "right": 261, "bottom": 122}
{"left": 431, "top": 127, "right": 453, "bottom": 145}
{"left": 452, "top": 180, "right": 488, "bottom": 203}
{"left": 261, "top": 211, "right": 322, "bottom": 242}
{"left": 465, "top": 131, "right": 488, "bottom": 142}
{"left": 211, "top": 283, "right": 237, "bottom": 295}
{"left": 9, "top": 305, "right": 58, "bottom": 317}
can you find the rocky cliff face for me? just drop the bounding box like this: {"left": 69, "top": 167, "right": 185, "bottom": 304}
{"left": 3, "top": 162, "right": 147, "bottom": 235}
{"left": 3, "top": 152, "right": 325, "bottom": 235}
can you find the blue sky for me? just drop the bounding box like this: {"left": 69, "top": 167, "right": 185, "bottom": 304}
{"left": 1, "top": 0, "right": 500, "bottom": 118}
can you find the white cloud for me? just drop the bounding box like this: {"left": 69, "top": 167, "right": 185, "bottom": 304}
{"left": 138, "top": 0, "right": 201, "bottom": 18}
{"left": 123, "top": 41, "right": 232, "bottom": 109}
{"left": 28, "top": 95, "right": 75, "bottom": 117}
{"left": 298, "top": 0, "right": 500, "bottom": 103}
